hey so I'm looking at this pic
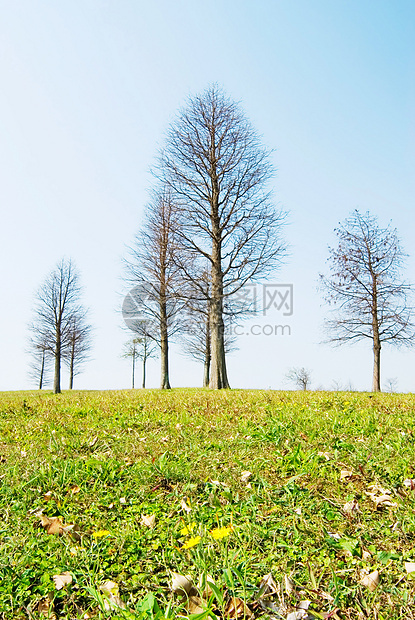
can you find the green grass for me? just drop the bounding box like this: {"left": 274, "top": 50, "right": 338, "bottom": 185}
{"left": 1, "top": 389, "right": 415, "bottom": 619}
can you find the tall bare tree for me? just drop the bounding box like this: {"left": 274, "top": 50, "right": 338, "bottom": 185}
{"left": 124, "top": 189, "right": 181, "bottom": 389}
{"left": 320, "top": 210, "right": 414, "bottom": 392}
{"left": 63, "top": 310, "right": 92, "bottom": 389}
{"left": 31, "top": 259, "right": 86, "bottom": 394}
{"left": 160, "top": 85, "right": 286, "bottom": 388}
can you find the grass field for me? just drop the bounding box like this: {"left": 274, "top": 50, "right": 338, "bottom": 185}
{"left": 1, "top": 389, "right": 415, "bottom": 619}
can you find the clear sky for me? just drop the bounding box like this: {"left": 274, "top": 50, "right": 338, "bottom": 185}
{"left": 1, "top": 0, "right": 414, "bottom": 391}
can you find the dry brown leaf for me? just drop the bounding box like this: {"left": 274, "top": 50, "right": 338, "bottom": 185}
{"left": 141, "top": 514, "right": 156, "bottom": 528}
{"left": 340, "top": 470, "right": 353, "bottom": 481}
{"left": 39, "top": 516, "right": 74, "bottom": 536}
{"left": 43, "top": 491, "right": 53, "bottom": 501}
{"left": 225, "top": 596, "right": 253, "bottom": 619}
{"left": 318, "top": 451, "right": 332, "bottom": 461}
{"left": 180, "top": 498, "right": 191, "bottom": 514}
{"left": 241, "top": 471, "right": 252, "bottom": 483}
{"left": 405, "top": 561, "right": 415, "bottom": 573}
{"left": 69, "top": 484, "right": 80, "bottom": 494}
{"left": 100, "top": 580, "right": 125, "bottom": 610}
{"left": 171, "top": 572, "right": 194, "bottom": 596}
{"left": 53, "top": 571, "right": 73, "bottom": 590}
{"left": 360, "top": 569, "right": 379, "bottom": 591}
{"left": 198, "top": 574, "right": 215, "bottom": 599}
{"left": 403, "top": 478, "right": 415, "bottom": 490}
{"left": 37, "top": 594, "right": 56, "bottom": 619}
{"left": 343, "top": 499, "right": 360, "bottom": 515}
{"left": 186, "top": 595, "right": 206, "bottom": 614}
{"left": 284, "top": 574, "right": 295, "bottom": 595}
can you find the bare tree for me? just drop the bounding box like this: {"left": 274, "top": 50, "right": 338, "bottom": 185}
{"left": 123, "top": 325, "right": 158, "bottom": 389}
{"left": 320, "top": 210, "right": 414, "bottom": 392}
{"left": 384, "top": 377, "right": 398, "bottom": 393}
{"left": 286, "top": 367, "right": 312, "bottom": 390}
{"left": 160, "top": 85, "right": 286, "bottom": 389}
{"left": 124, "top": 189, "right": 181, "bottom": 389}
{"left": 63, "top": 310, "right": 92, "bottom": 389}
{"left": 27, "top": 330, "right": 52, "bottom": 389}
{"left": 31, "top": 259, "right": 86, "bottom": 394}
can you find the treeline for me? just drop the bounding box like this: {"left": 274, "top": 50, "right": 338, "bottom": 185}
{"left": 28, "top": 86, "right": 414, "bottom": 393}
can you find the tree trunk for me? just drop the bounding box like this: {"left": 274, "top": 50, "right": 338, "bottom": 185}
{"left": 209, "top": 250, "right": 229, "bottom": 389}
{"left": 69, "top": 341, "right": 75, "bottom": 389}
{"left": 142, "top": 356, "right": 146, "bottom": 389}
{"left": 203, "top": 313, "right": 211, "bottom": 387}
{"left": 39, "top": 350, "right": 45, "bottom": 390}
{"left": 371, "top": 272, "right": 381, "bottom": 392}
{"left": 372, "top": 343, "right": 381, "bottom": 392}
{"left": 132, "top": 350, "right": 135, "bottom": 389}
{"left": 160, "top": 296, "right": 171, "bottom": 389}
{"left": 53, "top": 329, "right": 61, "bottom": 394}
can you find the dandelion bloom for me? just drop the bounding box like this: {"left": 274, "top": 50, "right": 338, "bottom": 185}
{"left": 181, "top": 536, "right": 201, "bottom": 549}
{"left": 92, "top": 530, "right": 111, "bottom": 538}
{"left": 180, "top": 522, "right": 196, "bottom": 536}
{"left": 210, "top": 526, "right": 232, "bottom": 540}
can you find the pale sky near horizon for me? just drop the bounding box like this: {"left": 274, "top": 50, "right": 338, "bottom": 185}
{"left": 1, "top": 0, "right": 414, "bottom": 392}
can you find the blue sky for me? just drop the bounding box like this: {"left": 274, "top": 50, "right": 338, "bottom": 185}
{"left": 1, "top": 0, "right": 414, "bottom": 391}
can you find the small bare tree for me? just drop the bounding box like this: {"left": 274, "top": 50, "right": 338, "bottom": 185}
{"left": 31, "top": 259, "right": 86, "bottom": 394}
{"left": 160, "top": 85, "right": 286, "bottom": 388}
{"left": 63, "top": 310, "right": 92, "bottom": 389}
{"left": 27, "top": 330, "right": 52, "bottom": 389}
{"left": 286, "top": 367, "right": 312, "bottom": 390}
{"left": 124, "top": 189, "right": 181, "bottom": 389}
{"left": 384, "top": 377, "right": 398, "bottom": 393}
{"left": 123, "top": 323, "right": 158, "bottom": 389}
{"left": 320, "top": 210, "right": 414, "bottom": 392}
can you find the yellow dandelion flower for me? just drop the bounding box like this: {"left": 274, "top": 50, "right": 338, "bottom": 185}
{"left": 209, "top": 526, "right": 232, "bottom": 540}
{"left": 92, "top": 530, "right": 111, "bottom": 538}
{"left": 181, "top": 536, "right": 201, "bottom": 550}
{"left": 180, "top": 522, "right": 196, "bottom": 536}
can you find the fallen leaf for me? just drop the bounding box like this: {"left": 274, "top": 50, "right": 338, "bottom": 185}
{"left": 225, "top": 596, "right": 253, "bottom": 619}
{"left": 43, "top": 491, "right": 53, "bottom": 501}
{"left": 403, "top": 478, "right": 415, "bottom": 490}
{"left": 286, "top": 600, "right": 311, "bottom": 620}
{"left": 318, "top": 451, "right": 332, "bottom": 460}
{"left": 343, "top": 499, "right": 360, "bottom": 515}
{"left": 180, "top": 498, "right": 191, "bottom": 513}
{"left": 340, "top": 470, "right": 353, "bottom": 481}
{"left": 39, "top": 516, "right": 74, "bottom": 536}
{"left": 119, "top": 497, "right": 127, "bottom": 504}
{"left": 257, "top": 573, "right": 283, "bottom": 616}
{"left": 141, "top": 514, "right": 156, "bottom": 528}
{"left": 37, "top": 594, "right": 56, "bottom": 619}
{"left": 405, "top": 561, "right": 415, "bottom": 573}
{"left": 171, "top": 573, "right": 194, "bottom": 596}
{"left": 360, "top": 570, "right": 379, "bottom": 591}
{"left": 294, "top": 507, "right": 302, "bottom": 515}
{"left": 241, "top": 471, "right": 252, "bottom": 483}
{"left": 100, "top": 580, "right": 125, "bottom": 610}
{"left": 186, "top": 595, "right": 206, "bottom": 614}
{"left": 69, "top": 484, "right": 80, "bottom": 494}
{"left": 198, "top": 574, "right": 215, "bottom": 599}
{"left": 284, "top": 574, "right": 295, "bottom": 595}
{"left": 53, "top": 571, "right": 73, "bottom": 590}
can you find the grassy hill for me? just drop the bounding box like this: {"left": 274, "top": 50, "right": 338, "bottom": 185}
{"left": 1, "top": 389, "right": 415, "bottom": 619}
